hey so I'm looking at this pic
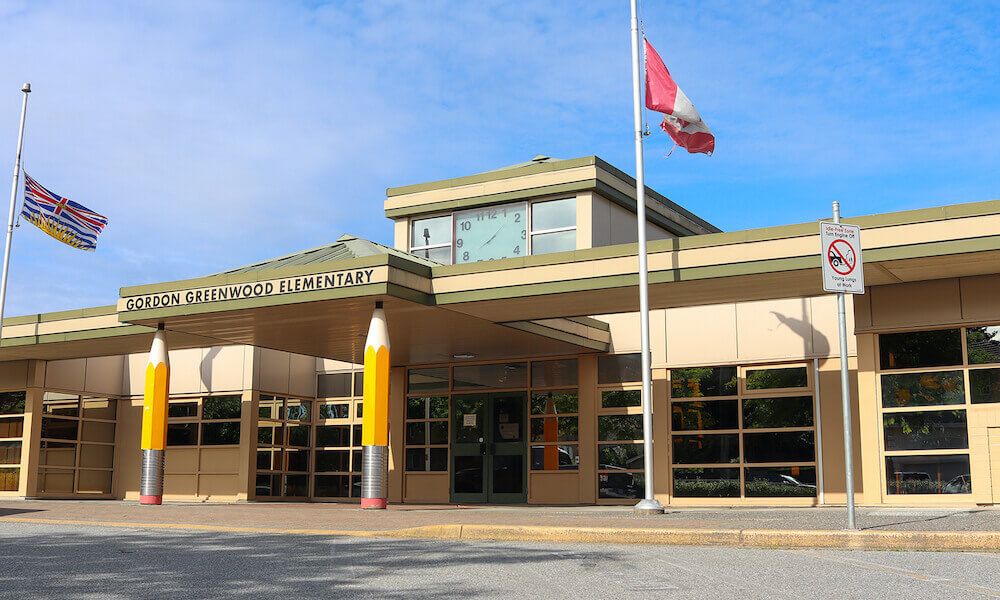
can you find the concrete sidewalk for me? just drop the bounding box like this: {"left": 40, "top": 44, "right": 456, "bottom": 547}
{"left": 2, "top": 500, "right": 998, "bottom": 551}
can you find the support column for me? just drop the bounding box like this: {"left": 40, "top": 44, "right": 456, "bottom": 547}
{"left": 140, "top": 325, "right": 169, "bottom": 505}
{"left": 360, "top": 302, "right": 390, "bottom": 509}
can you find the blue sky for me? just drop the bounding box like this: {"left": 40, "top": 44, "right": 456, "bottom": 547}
{"left": 0, "top": 1, "right": 996, "bottom": 315}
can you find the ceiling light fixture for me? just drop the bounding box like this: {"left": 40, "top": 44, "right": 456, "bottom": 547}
{"left": 452, "top": 353, "right": 477, "bottom": 359}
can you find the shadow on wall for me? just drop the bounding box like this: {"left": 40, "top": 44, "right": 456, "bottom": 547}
{"left": 201, "top": 347, "right": 222, "bottom": 392}
{"left": 770, "top": 299, "right": 830, "bottom": 358}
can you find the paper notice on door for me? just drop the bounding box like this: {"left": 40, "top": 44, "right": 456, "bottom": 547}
{"left": 463, "top": 414, "right": 477, "bottom": 427}
{"left": 498, "top": 423, "right": 519, "bottom": 440}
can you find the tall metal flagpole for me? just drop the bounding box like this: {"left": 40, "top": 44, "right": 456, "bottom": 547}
{"left": 630, "top": 1, "right": 664, "bottom": 514}
{"left": 0, "top": 83, "right": 31, "bottom": 341}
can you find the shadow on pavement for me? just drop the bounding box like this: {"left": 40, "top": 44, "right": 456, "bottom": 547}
{"left": 0, "top": 507, "right": 41, "bottom": 517}
{"left": 1, "top": 526, "right": 623, "bottom": 599}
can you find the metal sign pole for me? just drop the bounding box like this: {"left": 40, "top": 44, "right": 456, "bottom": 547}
{"left": 832, "top": 200, "right": 857, "bottom": 530}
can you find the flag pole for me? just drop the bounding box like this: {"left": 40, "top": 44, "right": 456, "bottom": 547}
{"left": 629, "top": 1, "right": 664, "bottom": 515}
{"left": 0, "top": 83, "right": 31, "bottom": 342}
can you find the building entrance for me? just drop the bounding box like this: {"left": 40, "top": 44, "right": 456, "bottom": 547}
{"left": 450, "top": 392, "right": 527, "bottom": 503}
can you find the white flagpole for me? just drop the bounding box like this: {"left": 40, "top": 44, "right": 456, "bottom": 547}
{"left": 0, "top": 83, "right": 31, "bottom": 341}
{"left": 629, "top": 2, "right": 664, "bottom": 514}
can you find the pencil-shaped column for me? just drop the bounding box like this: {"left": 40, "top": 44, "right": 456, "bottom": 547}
{"left": 360, "top": 301, "right": 390, "bottom": 509}
{"left": 140, "top": 325, "right": 169, "bottom": 505}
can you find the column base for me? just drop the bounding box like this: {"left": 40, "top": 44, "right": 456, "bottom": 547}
{"left": 139, "top": 495, "right": 162, "bottom": 505}
{"left": 361, "top": 497, "right": 387, "bottom": 510}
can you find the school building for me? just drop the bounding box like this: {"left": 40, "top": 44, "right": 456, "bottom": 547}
{"left": 1, "top": 154, "right": 998, "bottom": 507}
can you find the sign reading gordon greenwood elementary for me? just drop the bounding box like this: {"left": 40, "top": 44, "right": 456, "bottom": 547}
{"left": 121, "top": 267, "right": 379, "bottom": 312}
{"left": 821, "top": 222, "right": 864, "bottom": 294}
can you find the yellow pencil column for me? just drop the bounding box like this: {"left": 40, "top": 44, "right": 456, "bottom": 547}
{"left": 140, "top": 325, "right": 169, "bottom": 505}
{"left": 360, "top": 302, "right": 390, "bottom": 509}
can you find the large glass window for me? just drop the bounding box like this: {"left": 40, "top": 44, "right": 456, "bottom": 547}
{"left": 0, "top": 391, "right": 23, "bottom": 491}
{"left": 530, "top": 198, "right": 576, "bottom": 255}
{"left": 530, "top": 390, "right": 579, "bottom": 471}
{"left": 597, "top": 360, "right": 645, "bottom": 501}
{"left": 37, "top": 393, "right": 117, "bottom": 496}
{"left": 311, "top": 371, "right": 364, "bottom": 500}
{"left": 257, "top": 394, "right": 316, "bottom": 499}
{"left": 166, "top": 395, "right": 241, "bottom": 447}
{"left": 873, "top": 325, "right": 1000, "bottom": 496}
{"left": 669, "top": 363, "right": 817, "bottom": 499}
{"left": 405, "top": 397, "right": 449, "bottom": 472}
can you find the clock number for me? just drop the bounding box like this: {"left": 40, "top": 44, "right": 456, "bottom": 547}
{"left": 463, "top": 251, "right": 470, "bottom": 261}
{"left": 460, "top": 220, "right": 471, "bottom": 231}
{"left": 514, "top": 213, "right": 521, "bottom": 223}
{"left": 456, "top": 238, "right": 464, "bottom": 248}
{"left": 489, "top": 209, "right": 496, "bottom": 219}
{"left": 513, "top": 245, "right": 520, "bottom": 255}
{"left": 520, "top": 230, "right": 526, "bottom": 240}
{"left": 477, "top": 211, "right": 484, "bottom": 221}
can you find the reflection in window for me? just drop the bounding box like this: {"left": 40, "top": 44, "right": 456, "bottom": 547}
{"left": 598, "top": 472, "right": 643, "bottom": 500}
{"left": 453, "top": 363, "right": 527, "bottom": 391}
{"left": 880, "top": 371, "right": 964, "bottom": 408}
{"left": 601, "top": 390, "right": 641, "bottom": 408}
{"left": 597, "top": 354, "right": 642, "bottom": 384}
{"left": 672, "top": 400, "right": 738, "bottom": 431}
{"left": 883, "top": 410, "right": 968, "bottom": 451}
{"left": 886, "top": 454, "right": 971, "bottom": 494}
{"left": 202, "top": 396, "right": 241, "bottom": 420}
{"left": 743, "top": 431, "right": 815, "bottom": 463}
{"left": 410, "top": 215, "right": 452, "bottom": 263}
{"left": 672, "top": 434, "right": 740, "bottom": 464}
{"left": 530, "top": 444, "right": 578, "bottom": 470}
{"left": 673, "top": 467, "right": 740, "bottom": 497}
{"left": 745, "top": 467, "right": 816, "bottom": 497}
{"left": 745, "top": 367, "right": 808, "bottom": 390}
{"left": 531, "top": 359, "right": 578, "bottom": 388}
{"left": 969, "top": 368, "right": 1000, "bottom": 404}
{"left": 530, "top": 391, "right": 579, "bottom": 471}
{"left": 879, "top": 329, "right": 962, "bottom": 370}
{"left": 407, "top": 367, "right": 450, "bottom": 394}
{"left": 598, "top": 415, "right": 643, "bottom": 441}
{"left": 405, "top": 395, "right": 449, "bottom": 472}
{"left": 967, "top": 326, "right": 1000, "bottom": 364}
{"left": 742, "top": 396, "right": 813, "bottom": 428}
{"left": 671, "top": 367, "right": 737, "bottom": 398}
{"left": 0, "top": 391, "right": 25, "bottom": 415}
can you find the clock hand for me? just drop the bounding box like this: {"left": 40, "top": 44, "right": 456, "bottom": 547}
{"left": 480, "top": 224, "right": 506, "bottom": 248}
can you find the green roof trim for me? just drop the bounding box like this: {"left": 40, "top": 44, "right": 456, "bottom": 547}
{"left": 0, "top": 324, "right": 155, "bottom": 348}
{"left": 214, "top": 234, "right": 439, "bottom": 275}
{"left": 384, "top": 154, "right": 720, "bottom": 235}
{"left": 2, "top": 305, "right": 118, "bottom": 327}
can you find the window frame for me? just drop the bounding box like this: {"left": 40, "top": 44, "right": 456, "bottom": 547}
{"left": 36, "top": 393, "right": 118, "bottom": 497}
{"left": 668, "top": 362, "right": 818, "bottom": 502}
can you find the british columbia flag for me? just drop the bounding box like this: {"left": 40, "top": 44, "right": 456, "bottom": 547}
{"left": 21, "top": 173, "right": 108, "bottom": 251}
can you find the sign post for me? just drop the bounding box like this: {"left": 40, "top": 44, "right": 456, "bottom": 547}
{"left": 821, "top": 202, "right": 864, "bottom": 530}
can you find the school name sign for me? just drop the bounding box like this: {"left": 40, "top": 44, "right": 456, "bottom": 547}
{"left": 121, "top": 268, "right": 379, "bottom": 312}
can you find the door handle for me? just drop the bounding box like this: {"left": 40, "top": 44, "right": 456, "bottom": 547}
{"left": 480, "top": 443, "right": 487, "bottom": 456}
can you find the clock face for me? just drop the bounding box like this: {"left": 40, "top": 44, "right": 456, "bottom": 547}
{"left": 453, "top": 203, "right": 527, "bottom": 263}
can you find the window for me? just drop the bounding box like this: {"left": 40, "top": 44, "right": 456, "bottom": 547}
{"left": 37, "top": 394, "right": 117, "bottom": 496}
{"left": 669, "top": 364, "right": 817, "bottom": 499}
{"left": 257, "top": 395, "right": 314, "bottom": 498}
{"left": 0, "top": 391, "right": 24, "bottom": 492}
{"left": 409, "top": 215, "right": 452, "bottom": 264}
{"left": 405, "top": 397, "right": 449, "bottom": 472}
{"left": 529, "top": 198, "right": 576, "bottom": 255}
{"left": 310, "top": 370, "right": 365, "bottom": 499}
{"left": 530, "top": 390, "right": 579, "bottom": 471}
{"left": 875, "top": 325, "right": 1000, "bottom": 495}
{"left": 597, "top": 357, "right": 644, "bottom": 500}
{"left": 166, "top": 395, "right": 242, "bottom": 447}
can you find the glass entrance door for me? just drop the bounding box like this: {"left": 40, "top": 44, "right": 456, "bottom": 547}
{"left": 450, "top": 392, "right": 526, "bottom": 503}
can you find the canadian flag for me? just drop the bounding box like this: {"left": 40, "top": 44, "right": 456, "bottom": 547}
{"left": 644, "top": 39, "right": 714, "bottom": 155}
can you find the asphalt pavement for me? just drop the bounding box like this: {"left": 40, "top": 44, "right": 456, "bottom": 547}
{"left": 2, "top": 521, "right": 999, "bottom": 599}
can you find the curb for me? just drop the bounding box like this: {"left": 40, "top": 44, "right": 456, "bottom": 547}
{"left": 2, "top": 517, "right": 998, "bottom": 551}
